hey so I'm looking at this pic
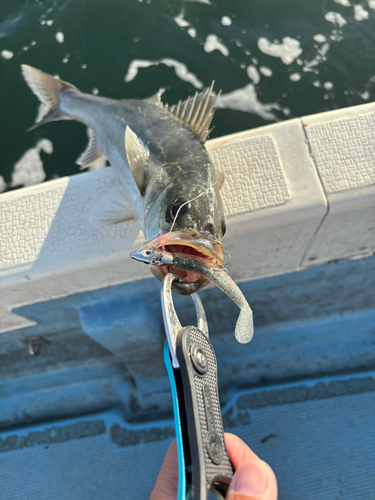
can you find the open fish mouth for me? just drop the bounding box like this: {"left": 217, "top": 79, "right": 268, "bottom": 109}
{"left": 141, "top": 231, "right": 223, "bottom": 295}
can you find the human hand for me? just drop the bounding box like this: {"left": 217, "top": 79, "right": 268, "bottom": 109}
{"left": 150, "top": 433, "right": 277, "bottom": 500}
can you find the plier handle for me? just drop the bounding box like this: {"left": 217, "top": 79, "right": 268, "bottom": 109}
{"left": 161, "top": 273, "right": 234, "bottom": 500}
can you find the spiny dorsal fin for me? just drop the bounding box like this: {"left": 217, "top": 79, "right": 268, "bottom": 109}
{"left": 166, "top": 82, "right": 220, "bottom": 143}
{"left": 124, "top": 126, "right": 150, "bottom": 193}
{"left": 76, "top": 128, "right": 106, "bottom": 169}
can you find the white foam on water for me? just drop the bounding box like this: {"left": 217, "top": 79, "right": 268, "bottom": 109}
{"left": 368, "top": 0, "right": 375, "bottom": 9}
{"left": 11, "top": 139, "right": 53, "bottom": 188}
{"left": 124, "top": 59, "right": 203, "bottom": 88}
{"left": 46, "top": 19, "right": 53, "bottom": 26}
{"left": 247, "top": 65, "right": 260, "bottom": 84}
{"left": 161, "top": 58, "right": 203, "bottom": 88}
{"left": 184, "top": 0, "right": 211, "bottom": 4}
{"left": 216, "top": 83, "right": 283, "bottom": 121}
{"left": 290, "top": 73, "right": 301, "bottom": 82}
{"left": 361, "top": 91, "right": 370, "bottom": 99}
{"left": 313, "top": 80, "right": 321, "bottom": 87}
{"left": 330, "top": 31, "right": 344, "bottom": 41}
{"left": 81, "top": 63, "right": 87, "bottom": 69}
{"left": 92, "top": 88, "right": 99, "bottom": 95}
{"left": 325, "top": 12, "right": 347, "bottom": 27}
{"left": 313, "top": 34, "right": 327, "bottom": 43}
{"left": 203, "top": 34, "right": 229, "bottom": 56}
{"left": 257, "top": 36, "right": 302, "bottom": 65}
{"left": 187, "top": 28, "right": 196, "bottom": 38}
{"left": 125, "top": 60, "right": 154, "bottom": 82}
{"left": 303, "top": 42, "right": 330, "bottom": 73}
{"left": 1, "top": 50, "right": 14, "bottom": 60}
{"left": 319, "top": 42, "right": 330, "bottom": 57}
{"left": 354, "top": 5, "right": 369, "bottom": 20}
{"left": 174, "top": 14, "right": 190, "bottom": 28}
{"left": 55, "top": 31, "right": 64, "bottom": 43}
{"left": 334, "top": 0, "right": 351, "bottom": 6}
{"left": 259, "top": 66, "right": 272, "bottom": 77}
{"left": 221, "top": 16, "right": 232, "bottom": 26}
{"left": 0, "top": 176, "right": 6, "bottom": 193}
{"left": 323, "top": 81, "right": 334, "bottom": 90}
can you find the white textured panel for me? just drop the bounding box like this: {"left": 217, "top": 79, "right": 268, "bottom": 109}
{"left": 0, "top": 169, "right": 134, "bottom": 271}
{"left": 305, "top": 114, "right": 375, "bottom": 193}
{"left": 0, "top": 183, "right": 67, "bottom": 269}
{"left": 209, "top": 136, "right": 289, "bottom": 216}
{"left": 301, "top": 103, "right": 375, "bottom": 267}
{"left": 207, "top": 119, "right": 327, "bottom": 283}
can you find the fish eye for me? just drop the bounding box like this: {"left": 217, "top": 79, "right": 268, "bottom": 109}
{"left": 221, "top": 219, "right": 226, "bottom": 236}
{"left": 166, "top": 200, "right": 191, "bottom": 223}
{"left": 143, "top": 249, "right": 153, "bottom": 256}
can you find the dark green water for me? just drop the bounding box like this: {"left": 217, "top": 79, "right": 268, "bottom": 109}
{"left": 1, "top": 0, "right": 375, "bottom": 191}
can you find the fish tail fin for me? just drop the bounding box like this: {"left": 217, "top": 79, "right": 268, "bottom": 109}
{"left": 21, "top": 65, "right": 76, "bottom": 131}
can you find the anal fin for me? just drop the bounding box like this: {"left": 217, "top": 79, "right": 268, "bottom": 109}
{"left": 77, "top": 128, "right": 106, "bottom": 170}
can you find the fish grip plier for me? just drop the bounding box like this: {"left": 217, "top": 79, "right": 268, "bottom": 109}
{"left": 162, "top": 273, "right": 234, "bottom": 500}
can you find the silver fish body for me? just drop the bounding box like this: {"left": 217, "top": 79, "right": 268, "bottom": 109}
{"left": 22, "top": 65, "right": 226, "bottom": 294}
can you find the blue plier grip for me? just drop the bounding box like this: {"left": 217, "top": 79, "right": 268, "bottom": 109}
{"left": 162, "top": 274, "right": 234, "bottom": 500}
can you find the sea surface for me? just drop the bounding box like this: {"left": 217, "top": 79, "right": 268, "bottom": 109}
{"left": 1, "top": 0, "right": 375, "bottom": 192}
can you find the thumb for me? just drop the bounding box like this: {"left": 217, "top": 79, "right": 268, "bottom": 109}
{"left": 226, "top": 458, "right": 277, "bottom": 500}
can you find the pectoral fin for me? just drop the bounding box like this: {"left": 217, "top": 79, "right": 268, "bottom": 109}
{"left": 89, "top": 185, "right": 134, "bottom": 226}
{"left": 215, "top": 170, "right": 225, "bottom": 189}
{"left": 76, "top": 128, "right": 106, "bottom": 170}
{"left": 124, "top": 126, "right": 150, "bottom": 193}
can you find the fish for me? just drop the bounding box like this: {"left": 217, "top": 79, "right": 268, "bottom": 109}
{"left": 130, "top": 247, "right": 253, "bottom": 343}
{"left": 21, "top": 65, "right": 226, "bottom": 295}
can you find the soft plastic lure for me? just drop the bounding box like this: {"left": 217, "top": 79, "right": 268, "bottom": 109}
{"left": 130, "top": 248, "right": 253, "bottom": 343}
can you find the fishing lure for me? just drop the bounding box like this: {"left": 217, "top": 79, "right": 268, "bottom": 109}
{"left": 130, "top": 248, "right": 253, "bottom": 343}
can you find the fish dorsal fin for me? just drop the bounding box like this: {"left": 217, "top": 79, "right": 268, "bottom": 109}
{"left": 124, "top": 126, "right": 150, "bottom": 193}
{"left": 215, "top": 170, "right": 225, "bottom": 189}
{"left": 76, "top": 128, "right": 106, "bottom": 169}
{"left": 89, "top": 185, "right": 134, "bottom": 226}
{"left": 144, "top": 88, "right": 165, "bottom": 106}
{"left": 165, "top": 82, "right": 220, "bottom": 143}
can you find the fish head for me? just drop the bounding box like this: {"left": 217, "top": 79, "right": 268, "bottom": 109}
{"left": 141, "top": 166, "right": 226, "bottom": 295}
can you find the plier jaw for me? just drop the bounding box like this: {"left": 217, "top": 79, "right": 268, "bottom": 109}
{"left": 161, "top": 273, "right": 234, "bottom": 500}
{"left": 162, "top": 273, "right": 209, "bottom": 369}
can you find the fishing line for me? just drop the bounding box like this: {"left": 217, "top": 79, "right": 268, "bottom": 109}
{"left": 223, "top": 251, "right": 231, "bottom": 266}
{"left": 168, "top": 182, "right": 218, "bottom": 235}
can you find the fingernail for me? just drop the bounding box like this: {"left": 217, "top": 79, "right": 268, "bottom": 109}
{"left": 232, "top": 459, "right": 267, "bottom": 496}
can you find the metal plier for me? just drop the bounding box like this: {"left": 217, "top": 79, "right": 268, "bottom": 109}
{"left": 161, "top": 273, "right": 234, "bottom": 500}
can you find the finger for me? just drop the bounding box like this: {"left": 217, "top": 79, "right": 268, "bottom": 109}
{"left": 150, "top": 441, "right": 178, "bottom": 500}
{"left": 225, "top": 434, "right": 278, "bottom": 500}
{"left": 225, "top": 433, "right": 259, "bottom": 467}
